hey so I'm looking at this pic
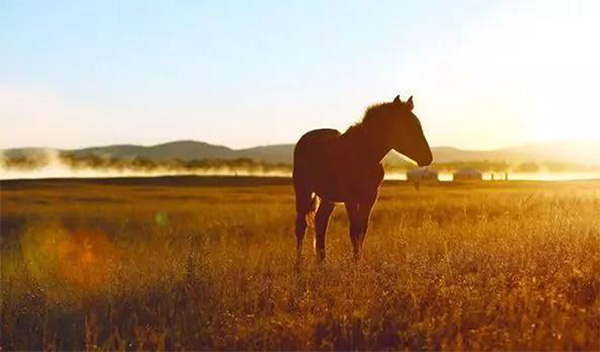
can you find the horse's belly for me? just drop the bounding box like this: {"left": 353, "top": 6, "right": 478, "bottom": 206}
{"left": 313, "top": 175, "right": 360, "bottom": 203}
{"left": 313, "top": 167, "right": 384, "bottom": 203}
{"left": 314, "top": 186, "right": 346, "bottom": 203}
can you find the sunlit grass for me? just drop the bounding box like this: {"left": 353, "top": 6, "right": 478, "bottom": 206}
{"left": 1, "top": 179, "right": 599, "bottom": 350}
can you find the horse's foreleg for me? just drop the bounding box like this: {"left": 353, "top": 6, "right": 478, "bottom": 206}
{"left": 358, "top": 200, "right": 375, "bottom": 249}
{"left": 345, "top": 202, "right": 362, "bottom": 260}
{"left": 346, "top": 199, "right": 376, "bottom": 260}
{"left": 315, "top": 201, "right": 335, "bottom": 262}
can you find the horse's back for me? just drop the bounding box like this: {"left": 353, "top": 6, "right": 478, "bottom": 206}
{"left": 294, "top": 128, "right": 340, "bottom": 163}
{"left": 293, "top": 128, "right": 339, "bottom": 181}
{"left": 295, "top": 129, "right": 340, "bottom": 149}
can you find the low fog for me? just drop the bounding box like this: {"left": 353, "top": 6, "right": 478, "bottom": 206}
{"left": 2, "top": 149, "right": 600, "bottom": 181}
{"left": 0, "top": 149, "right": 292, "bottom": 180}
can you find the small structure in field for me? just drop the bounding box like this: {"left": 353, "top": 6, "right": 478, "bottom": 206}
{"left": 453, "top": 167, "right": 483, "bottom": 181}
{"left": 406, "top": 168, "right": 438, "bottom": 182}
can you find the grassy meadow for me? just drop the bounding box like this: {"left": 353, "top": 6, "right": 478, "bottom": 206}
{"left": 1, "top": 177, "right": 599, "bottom": 350}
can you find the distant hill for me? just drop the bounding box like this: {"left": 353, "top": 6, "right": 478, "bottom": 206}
{"left": 72, "top": 140, "right": 236, "bottom": 161}
{"left": 2, "top": 140, "right": 599, "bottom": 166}
{"left": 426, "top": 142, "right": 600, "bottom": 165}
{"left": 236, "top": 144, "right": 294, "bottom": 164}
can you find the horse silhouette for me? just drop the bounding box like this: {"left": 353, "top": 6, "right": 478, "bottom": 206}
{"left": 293, "top": 95, "right": 433, "bottom": 261}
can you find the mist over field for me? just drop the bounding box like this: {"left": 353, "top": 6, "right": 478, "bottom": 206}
{"left": 0, "top": 149, "right": 291, "bottom": 180}
{"left": 2, "top": 140, "right": 600, "bottom": 181}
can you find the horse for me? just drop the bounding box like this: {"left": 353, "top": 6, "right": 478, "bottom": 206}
{"left": 293, "top": 95, "right": 433, "bottom": 261}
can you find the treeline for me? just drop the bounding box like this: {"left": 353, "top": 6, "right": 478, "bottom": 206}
{"left": 59, "top": 153, "right": 291, "bottom": 173}
{"left": 0, "top": 151, "right": 50, "bottom": 170}
{"left": 0, "top": 151, "right": 291, "bottom": 174}
{"left": 1, "top": 151, "right": 599, "bottom": 174}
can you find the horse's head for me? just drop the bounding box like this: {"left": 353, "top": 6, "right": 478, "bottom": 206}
{"left": 385, "top": 95, "right": 433, "bottom": 166}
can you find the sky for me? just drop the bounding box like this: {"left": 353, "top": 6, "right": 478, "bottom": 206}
{"left": 1, "top": 0, "right": 599, "bottom": 150}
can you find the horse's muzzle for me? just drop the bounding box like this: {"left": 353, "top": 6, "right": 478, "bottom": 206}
{"left": 418, "top": 154, "right": 433, "bottom": 167}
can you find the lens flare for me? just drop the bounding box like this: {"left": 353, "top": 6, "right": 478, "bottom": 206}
{"left": 21, "top": 223, "right": 117, "bottom": 288}
{"left": 154, "top": 211, "right": 169, "bottom": 226}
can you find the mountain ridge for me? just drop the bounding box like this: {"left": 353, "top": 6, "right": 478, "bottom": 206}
{"left": 2, "top": 140, "right": 599, "bottom": 166}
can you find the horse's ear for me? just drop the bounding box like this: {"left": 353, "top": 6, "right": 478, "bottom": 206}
{"left": 393, "top": 95, "right": 401, "bottom": 104}
{"left": 406, "top": 96, "right": 414, "bottom": 110}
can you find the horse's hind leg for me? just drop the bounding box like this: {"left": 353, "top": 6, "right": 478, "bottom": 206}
{"left": 315, "top": 201, "right": 335, "bottom": 262}
{"left": 294, "top": 186, "right": 313, "bottom": 260}
{"left": 295, "top": 212, "right": 307, "bottom": 259}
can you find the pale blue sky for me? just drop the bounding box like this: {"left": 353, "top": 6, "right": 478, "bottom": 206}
{"left": 1, "top": 0, "right": 599, "bottom": 149}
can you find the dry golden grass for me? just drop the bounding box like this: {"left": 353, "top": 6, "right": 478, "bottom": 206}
{"left": 1, "top": 177, "right": 599, "bottom": 350}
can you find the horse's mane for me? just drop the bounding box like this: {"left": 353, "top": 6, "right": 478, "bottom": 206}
{"left": 346, "top": 102, "right": 394, "bottom": 134}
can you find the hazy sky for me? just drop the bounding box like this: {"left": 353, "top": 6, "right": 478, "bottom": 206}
{"left": 1, "top": 0, "right": 599, "bottom": 150}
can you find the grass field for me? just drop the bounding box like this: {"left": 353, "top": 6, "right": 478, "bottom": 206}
{"left": 1, "top": 177, "right": 599, "bottom": 350}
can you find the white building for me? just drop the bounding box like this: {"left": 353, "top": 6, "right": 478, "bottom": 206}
{"left": 453, "top": 167, "right": 483, "bottom": 181}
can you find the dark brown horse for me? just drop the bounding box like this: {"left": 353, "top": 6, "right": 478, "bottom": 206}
{"left": 293, "top": 95, "right": 433, "bottom": 261}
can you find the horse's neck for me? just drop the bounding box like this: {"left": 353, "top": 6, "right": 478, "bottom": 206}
{"left": 341, "top": 126, "right": 391, "bottom": 166}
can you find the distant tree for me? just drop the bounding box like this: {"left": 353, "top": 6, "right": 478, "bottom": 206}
{"left": 1, "top": 155, "right": 48, "bottom": 170}
{"left": 130, "top": 157, "right": 157, "bottom": 171}
{"left": 516, "top": 162, "right": 540, "bottom": 173}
